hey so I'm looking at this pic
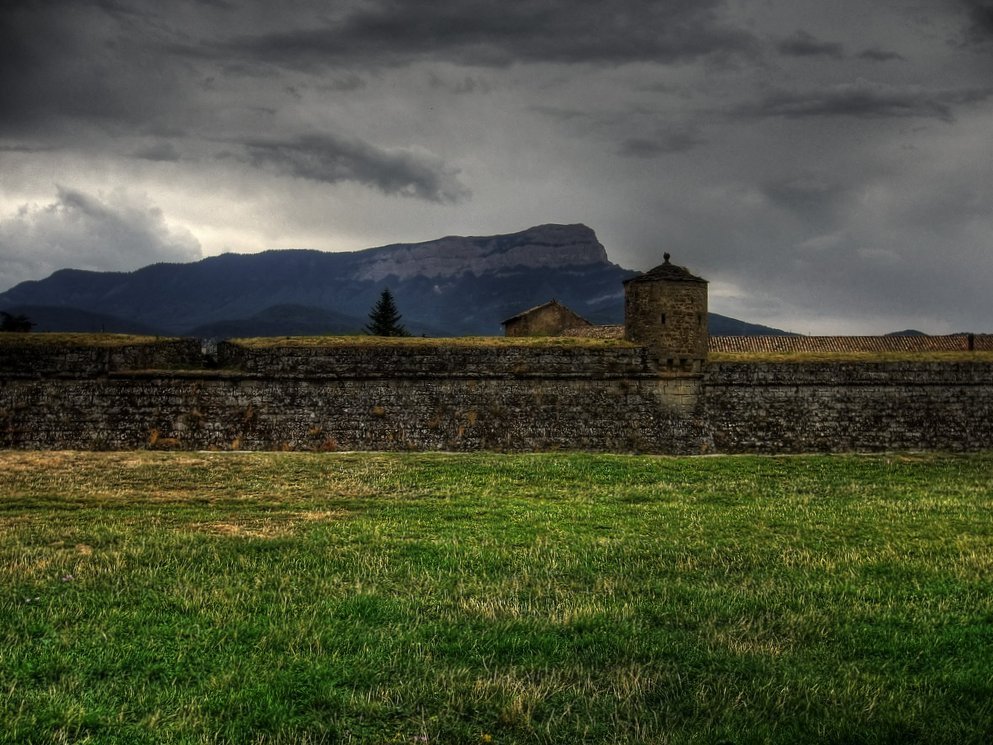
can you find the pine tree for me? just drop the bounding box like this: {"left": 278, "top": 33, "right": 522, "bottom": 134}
{"left": 364, "top": 288, "right": 410, "bottom": 336}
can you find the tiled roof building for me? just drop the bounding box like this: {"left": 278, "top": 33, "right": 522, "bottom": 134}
{"left": 502, "top": 253, "right": 990, "bottom": 357}
{"left": 709, "top": 334, "right": 991, "bottom": 354}
{"left": 501, "top": 300, "right": 591, "bottom": 337}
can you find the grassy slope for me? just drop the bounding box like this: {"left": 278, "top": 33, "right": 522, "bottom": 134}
{"left": 1, "top": 452, "right": 991, "bottom": 744}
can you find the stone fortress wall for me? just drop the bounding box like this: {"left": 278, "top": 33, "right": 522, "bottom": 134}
{"left": 2, "top": 253, "right": 991, "bottom": 455}
{"left": 2, "top": 336, "right": 992, "bottom": 454}
{"left": 704, "top": 360, "right": 993, "bottom": 453}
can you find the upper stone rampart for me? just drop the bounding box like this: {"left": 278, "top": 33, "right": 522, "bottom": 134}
{"left": 0, "top": 334, "right": 202, "bottom": 377}
{"left": 216, "top": 338, "right": 660, "bottom": 379}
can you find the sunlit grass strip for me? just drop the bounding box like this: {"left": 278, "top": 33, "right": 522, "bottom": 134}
{"left": 7, "top": 333, "right": 992, "bottom": 360}
{"left": 1, "top": 451, "right": 992, "bottom": 743}
{"left": 0, "top": 332, "right": 177, "bottom": 347}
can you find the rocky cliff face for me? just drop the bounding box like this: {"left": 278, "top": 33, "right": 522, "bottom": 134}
{"left": 351, "top": 224, "right": 610, "bottom": 281}
{"left": 0, "top": 223, "right": 627, "bottom": 336}
{"left": 0, "top": 222, "right": 793, "bottom": 337}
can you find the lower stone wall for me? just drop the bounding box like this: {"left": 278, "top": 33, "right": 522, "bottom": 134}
{"left": 0, "top": 373, "right": 706, "bottom": 454}
{"left": 2, "top": 351, "right": 993, "bottom": 454}
{"left": 703, "top": 362, "right": 993, "bottom": 453}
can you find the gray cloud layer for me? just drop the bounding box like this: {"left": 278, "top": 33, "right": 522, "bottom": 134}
{"left": 737, "top": 81, "right": 991, "bottom": 121}
{"left": 0, "top": 0, "right": 991, "bottom": 333}
{"left": 0, "top": 0, "right": 467, "bottom": 201}
{"left": 241, "top": 135, "right": 470, "bottom": 203}
{"left": 0, "top": 188, "right": 201, "bottom": 290}
{"left": 221, "top": 0, "right": 757, "bottom": 68}
{"left": 962, "top": 0, "right": 993, "bottom": 43}
{"left": 776, "top": 30, "right": 845, "bottom": 59}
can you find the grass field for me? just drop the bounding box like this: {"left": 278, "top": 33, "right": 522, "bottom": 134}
{"left": 1, "top": 451, "right": 991, "bottom": 744}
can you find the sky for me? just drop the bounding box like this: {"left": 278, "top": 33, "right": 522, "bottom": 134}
{"left": 1, "top": 0, "right": 991, "bottom": 334}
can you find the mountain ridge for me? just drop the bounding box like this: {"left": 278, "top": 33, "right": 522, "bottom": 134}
{"left": 0, "top": 223, "right": 792, "bottom": 337}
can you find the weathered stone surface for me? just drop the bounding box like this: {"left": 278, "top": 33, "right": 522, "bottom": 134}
{"left": 703, "top": 362, "right": 993, "bottom": 453}
{"left": 0, "top": 374, "right": 707, "bottom": 454}
{"left": 502, "top": 301, "right": 591, "bottom": 337}
{"left": 2, "top": 340, "right": 992, "bottom": 454}
{"left": 0, "top": 339, "right": 203, "bottom": 378}
{"left": 216, "top": 342, "right": 659, "bottom": 378}
{"left": 624, "top": 260, "right": 708, "bottom": 371}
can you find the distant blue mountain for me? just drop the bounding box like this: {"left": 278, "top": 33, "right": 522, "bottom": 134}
{"left": 0, "top": 224, "right": 793, "bottom": 338}
{"left": 0, "top": 304, "right": 168, "bottom": 335}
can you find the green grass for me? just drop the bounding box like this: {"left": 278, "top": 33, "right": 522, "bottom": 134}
{"left": 1, "top": 451, "right": 991, "bottom": 744}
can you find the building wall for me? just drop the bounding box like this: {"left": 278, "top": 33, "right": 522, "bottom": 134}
{"left": 503, "top": 305, "right": 590, "bottom": 337}
{"left": 704, "top": 361, "right": 993, "bottom": 453}
{"left": 2, "top": 340, "right": 993, "bottom": 454}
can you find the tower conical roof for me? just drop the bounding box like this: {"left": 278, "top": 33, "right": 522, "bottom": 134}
{"left": 623, "top": 253, "right": 707, "bottom": 284}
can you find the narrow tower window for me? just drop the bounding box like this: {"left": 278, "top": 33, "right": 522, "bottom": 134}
{"left": 660, "top": 313, "right": 666, "bottom": 325}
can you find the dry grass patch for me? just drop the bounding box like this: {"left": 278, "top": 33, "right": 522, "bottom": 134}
{"left": 189, "top": 509, "right": 345, "bottom": 539}
{"left": 0, "top": 451, "right": 85, "bottom": 471}
{"left": 0, "top": 332, "right": 176, "bottom": 347}
{"left": 192, "top": 520, "right": 294, "bottom": 540}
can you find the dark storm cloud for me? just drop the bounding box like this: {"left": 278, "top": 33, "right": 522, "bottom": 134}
{"left": 856, "top": 47, "right": 905, "bottom": 62}
{"left": 776, "top": 30, "right": 844, "bottom": 59}
{"left": 321, "top": 74, "right": 367, "bottom": 92}
{"left": 761, "top": 173, "right": 848, "bottom": 227}
{"left": 222, "top": 0, "right": 757, "bottom": 69}
{"left": 961, "top": 0, "right": 993, "bottom": 43}
{"left": 773, "top": 32, "right": 903, "bottom": 65}
{"left": 0, "top": 0, "right": 471, "bottom": 205}
{"left": 428, "top": 73, "right": 493, "bottom": 95}
{"left": 1, "top": 0, "right": 991, "bottom": 333}
{"left": 529, "top": 105, "right": 589, "bottom": 123}
{"left": 241, "top": 134, "right": 470, "bottom": 203}
{"left": 132, "top": 142, "right": 182, "bottom": 162}
{"left": 0, "top": 187, "right": 201, "bottom": 289}
{"left": 737, "top": 81, "right": 991, "bottom": 121}
{"left": 618, "top": 127, "right": 706, "bottom": 158}
{"left": 0, "top": 1, "right": 188, "bottom": 136}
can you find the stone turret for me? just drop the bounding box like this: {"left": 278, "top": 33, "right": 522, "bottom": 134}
{"left": 623, "top": 253, "right": 708, "bottom": 372}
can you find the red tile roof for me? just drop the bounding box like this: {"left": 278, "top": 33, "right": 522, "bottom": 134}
{"left": 708, "top": 335, "right": 987, "bottom": 353}
{"left": 553, "top": 326, "right": 993, "bottom": 352}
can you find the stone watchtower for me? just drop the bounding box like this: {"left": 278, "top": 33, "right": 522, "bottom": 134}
{"left": 623, "top": 253, "right": 708, "bottom": 372}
